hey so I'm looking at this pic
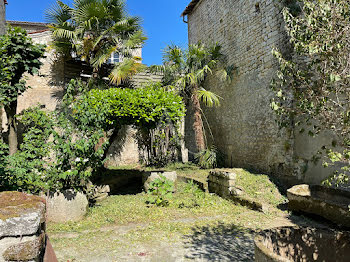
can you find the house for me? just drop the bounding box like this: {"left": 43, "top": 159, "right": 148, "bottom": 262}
{"left": 182, "top": 0, "right": 333, "bottom": 185}
{"left": 6, "top": 21, "right": 152, "bottom": 111}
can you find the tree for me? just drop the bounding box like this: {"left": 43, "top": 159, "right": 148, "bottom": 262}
{"left": 0, "top": 27, "right": 45, "bottom": 155}
{"left": 271, "top": 0, "right": 350, "bottom": 186}
{"left": 153, "top": 43, "right": 230, "bottom": 154}
{"left": 46, "top": 0, "right": 147, "bottom": 84}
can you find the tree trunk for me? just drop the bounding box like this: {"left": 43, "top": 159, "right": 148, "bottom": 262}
{"left": 5, "top": 102, "right": 18, "bottom": 155}
{"left": 191, "top": 90, "right": 206, "bottom": 152}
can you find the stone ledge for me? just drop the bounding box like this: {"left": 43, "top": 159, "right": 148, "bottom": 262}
{"left": 287, "top": 184, "right": 350, "bottom": 227}
{"left": 0, "top": 192, "right": 45, "bottom": 238}
{"left": 209, "top": 170, "right": 237, "bottom": 181}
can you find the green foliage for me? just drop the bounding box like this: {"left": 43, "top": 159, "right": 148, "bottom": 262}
{"left": 183, "top": 180, "right": 205, "bottom": 199}
{"left": 0, "top": 107, "right": 54, "bottom": 193}
{"left": 152, "top": 43, "right": 232, "bottom": 154}
{"left": 69, "top": 81, "right": 185, "bottom": 167}
{"left": 0, "top": 105, "right": 108, "bottom": 193}
{"left": 153, "top": 43, "right": 230, "bottom": 107}
{"left": 0, "top": 26, "right": 46, "bottom": 106}
{"left": 146, "top": 175, "right": 175, "bottom": 207}
{"left": 271, "top": 0, "right": 350, "bottom": 187}
{"left": 195, "top": 145, "right": 218, "bottom": 169}
{"left": 50, "top": 115, "right": 108, "bottom": 191}
{"left": 71, "top": 82, "right": 186, "bottom": 131}
{"left": 47, "top": 0, "right": 147, "bottom": 82}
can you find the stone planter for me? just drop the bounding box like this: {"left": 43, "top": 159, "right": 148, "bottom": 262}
{"left": 0, "top": 191, "right": 47, "bottom": 262}
{"left": 142, "top": 171, "right": 177, "bottom": 192}
{"left": 45, "top": 190, "right": 88, "bottom": 223}
{"left": 254, "top": 226, "right": 350, "bottom": 262}
{"left": 287, "top": 184, "right": 350, "bottom": 227}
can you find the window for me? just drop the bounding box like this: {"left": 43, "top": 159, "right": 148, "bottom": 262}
{"left": 108, "top": 52, "right": 120, "bottom": 64}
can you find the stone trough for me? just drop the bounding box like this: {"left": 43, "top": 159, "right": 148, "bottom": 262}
{"left": 287, "top": 184, "right": 350, "bottom": 227}
{"left": 254, "top": 226, "right": 350, "bottom": 262}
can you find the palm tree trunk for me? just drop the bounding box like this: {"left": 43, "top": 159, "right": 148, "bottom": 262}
{"left": 5, "top": 102, "right": 18, "bottom": 155}
{"left": 191, "top": 90, "right": 206, "bottom": 152}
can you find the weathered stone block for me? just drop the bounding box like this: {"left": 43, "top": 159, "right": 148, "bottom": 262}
{"left": 0, "top": 192, "right": 45, "bottom": 238}
{"left": 208, "top": 171, "right": 268, "bottom": 213}
{"left": 142, "top": 171, "right": 177, "bottom": 192}
{"left": 45, "top": 190, "right": 88, "bottom": 223}
{"left": 287, "top": 184, "right": 350, "bottom": 227}
{"left": 3, "top": 233, "right": 45, "bottom": 262}
{"left": 209, "top": 170, "right": 237, "bottom": 181}
{"left": 255, "top": 227, "right": 350, "bottom": 262}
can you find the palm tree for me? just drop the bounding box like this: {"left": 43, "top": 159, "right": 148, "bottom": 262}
{"left": 46, "top": 0, "right": 147, "bottom": 84}
{"left": 153, "top": 43, "right": 230, "bottom": 153}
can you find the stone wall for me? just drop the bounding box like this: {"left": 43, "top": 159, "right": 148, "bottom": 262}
{"left": 185, "top": 0, "right": 339, "bottom": 185}
{"left": 186, "top": 0, "right": 296, "bottom": 183}
{"left": 0, "top": 1, "right": 5, "bottom": 35}
{"left": 0, "top": 192, "right": 48, "bottom": 262}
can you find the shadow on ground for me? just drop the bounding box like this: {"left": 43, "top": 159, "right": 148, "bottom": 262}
{"left": 183, "top": 223, "right": 255, "bottom": 261}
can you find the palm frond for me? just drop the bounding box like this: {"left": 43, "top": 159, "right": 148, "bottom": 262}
{"left": 45, "top": 1, "right": 72, "bottom": 24}
{"left": 92, "top": 45, "right": 118, "bottom": 68}
{"left": 163, "top": 45, "right": 184, "bottom": 67}
{"left": 52, "top": 27, "right": 78, "bottom": 40}
{"left": 109, "top": 58, "right": 146, "bottom": 85}
{"left": 197, "top": 88, "right": 222, "bottom": 107}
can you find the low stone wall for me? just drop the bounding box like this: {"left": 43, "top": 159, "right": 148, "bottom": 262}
{"left": 254, "top": 226, "right": 350, "bottom": 262}
{"left": 287, "top": 184, "right": 350, "bottom": 227}
{"left": 208, "top": 170, "right": 239, "bottom": 197}
{"left": 208, "top": 170, "right": 268, "bottom": 212}
{"left": 0, "top": 192, "right": 49, "bottom": 262}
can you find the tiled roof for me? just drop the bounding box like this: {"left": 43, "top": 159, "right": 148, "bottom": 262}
{"left": 181, "top": 0, "right": 201, "bottom": 16}
{"left": 7, "top": 20, "right": 49, "bottom": 27}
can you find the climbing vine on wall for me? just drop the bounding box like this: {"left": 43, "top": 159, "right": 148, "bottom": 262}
{"left": 272, "top": 0, "right": 350, "bottom": 187}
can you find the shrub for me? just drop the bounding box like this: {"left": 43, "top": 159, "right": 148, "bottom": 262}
{"left": 71, "top": 82, "right": 186, "bottom": 130}
{"left": 195, "top": 145, "right": 218, "bottom": 169}
{"left": 0, "top": 106, "right": 107, "bottom": 193}
{"left": 72, "top": 82, "right": 186, "bottom": 167}
{"left": 146, "top": 175, "right": 175, "bottom": 207}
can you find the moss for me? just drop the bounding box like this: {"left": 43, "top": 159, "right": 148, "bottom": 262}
{"left": 3, "top": 233, "right": 44, "bottom": 261}
{"left": 0, "top": 191, "right": 45, "bottom": 220}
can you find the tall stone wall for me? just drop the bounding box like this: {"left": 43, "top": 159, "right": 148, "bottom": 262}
{"left": 186, "top": 0, "right": 298, "bottom": 183}
{"left": 0, "top": 1, "right": 5, "bottom": 35}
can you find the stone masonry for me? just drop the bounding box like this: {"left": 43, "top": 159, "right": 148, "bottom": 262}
{"left": 0, "top": 1, "right": 5, "bottom": 35}
{"left": 184, "top": 0, "right": 294, "bottom": 183}
{"left": 208, "top": 170, "right": 268, "bottom": 212}
{"left": 183, "top": 0, "right": 334, "bottom": 185}
{"left": 0, "top": 192, "right": 47, "bottom": 262}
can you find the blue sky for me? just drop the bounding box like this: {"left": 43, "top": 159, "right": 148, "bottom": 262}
{"left": 6, "top": 0, "right": 190, "bottom": 66}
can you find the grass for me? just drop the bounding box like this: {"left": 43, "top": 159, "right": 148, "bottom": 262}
{"left": 48, "top": 165, "right": 290, "bottom": 261}
{"left": 152, "top": 163, "right": 287, "bottom": 207}
{"left": 48, "top": 181, "right": 251, "bottom": 234}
